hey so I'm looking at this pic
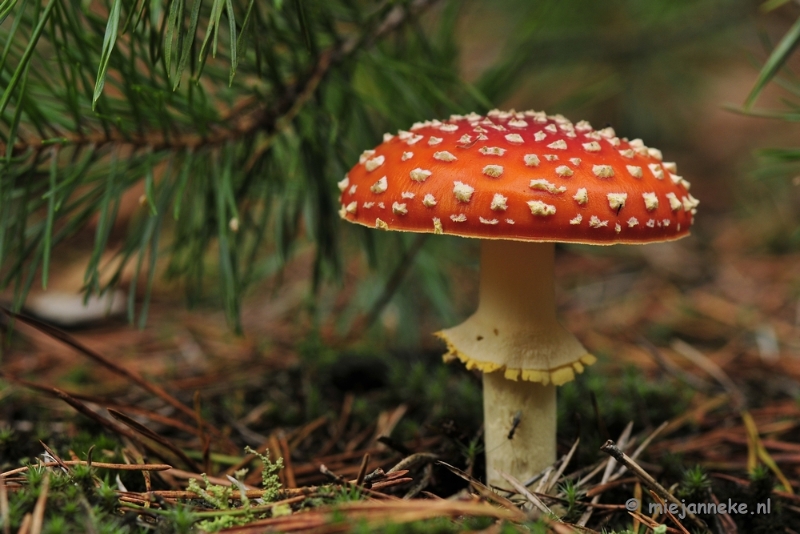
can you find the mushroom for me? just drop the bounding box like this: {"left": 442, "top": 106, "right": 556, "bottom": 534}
{"left": 339, "top": 110, "right": 698, "bottom": 488}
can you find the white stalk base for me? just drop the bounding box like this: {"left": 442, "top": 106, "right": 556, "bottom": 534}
{"left": 483, "top": 372, "right": 556, "bottom": 489}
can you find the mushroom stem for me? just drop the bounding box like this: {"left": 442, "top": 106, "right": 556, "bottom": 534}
{"left": 479, "top": 240, "right": 559, "bottom": 488}
{"left": 439, "top": 240, "right": 590, "bottom": 487}
{"left": 483, "top": 371, "right": 555, "bottom": 488}
{"left": 477, "top": 240, "right": 557, "bottom": 326}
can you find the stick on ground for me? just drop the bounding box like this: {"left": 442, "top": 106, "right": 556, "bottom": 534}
{"left": 600, "top": 439, "right": 708, "bottom": 532}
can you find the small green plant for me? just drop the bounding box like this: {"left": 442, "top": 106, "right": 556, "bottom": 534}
{"left": 457, "top": 433, "right": 484, "bottom": 471}
{"left": 186, "top": 473, "right": 252, "bottom": 532}
{"left": 559, "top": 479, "right": 585, "bottom": 523}
{"left": 677, "top": 465, "right": 711, "bottom": 501}
{"left": 187, "top": 474, "right": 237, "bottom": 510}
{"left": 746, "top": 465, "right": 779, "bottom": 518}
{"left": 6, "top": 464, "right": 137, "bottom": 533}
{"left": 244, "top": 446, "right": 284, "bottom": 502}
{"left": 157, "top": 504, "right": 199, "bottom": 534}
{"left": 332, "top": 484, "right": 364, "bottom": 504}
{"left": 185, "top": 447, "right": 285, "bottom": 532}
{"left": 70, "top": 462, "right": 96, "bottom": 491}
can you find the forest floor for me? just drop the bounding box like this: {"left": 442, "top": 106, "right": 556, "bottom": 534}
{"left": 1, "top": 211, "right": 800, "bottom": 533}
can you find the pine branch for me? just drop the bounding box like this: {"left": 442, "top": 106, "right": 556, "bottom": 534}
{"left": 0, "top": 0, "right": 471, "bottom": 330}
{"left": 3, "top": 0, "right": 441, "bottom": 157}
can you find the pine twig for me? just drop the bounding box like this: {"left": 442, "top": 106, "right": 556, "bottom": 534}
{"left": 0, "top": 307, "right": 197, "bottom": 422}
{"left": 0, "top": 472, "right": 8, "bottom": 534}
{"left": 355, "top": 453, "right": 370, "bottom": 487}
{"left": 496, "top": 469, "right": 555, "bottom": 518}
{"left": 29, "top": 472, "right": 49, "bottom": 534}
{"left": 599, "top": 439, "right": 708, "bottom": 532}
{"left": 2, "top": 0, "right": 445, "bottom": 156}
{"left": 107, "top": 409, "right": 203, "bottom": 472}
{"left": 1, "top": 462, "right": 172, "bottom": 478}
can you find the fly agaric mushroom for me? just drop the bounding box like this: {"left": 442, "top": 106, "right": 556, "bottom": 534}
{"left": 339, "top": 109, "right": 698, "bottom": 488}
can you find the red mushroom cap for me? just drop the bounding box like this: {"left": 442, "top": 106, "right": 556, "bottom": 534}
{"left": 339, "top": 110, "right": 698, "bottom": 244}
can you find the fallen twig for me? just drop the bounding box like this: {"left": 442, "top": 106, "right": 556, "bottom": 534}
{"left": 355, "top": 453, "right": 370, "bottom": 487}
{"left": 107, "top": 409, "right": 202, "bottom": 472}
{"left": 600, "top": 440, "right": 708, "bottom": 532}
{"left": 648, "top": 490, "right": 691, "bottom": 534}
{"left": 1, "top": 461, "right": 172, "bottom": 478}
{"left": 578, "top": 422, "right": 632, "bottom": 526}
{"left": 436, "top": 461, "right": 520, "bottom": 514}
{"left": 0, "top": 474, "right": 9, "bottom": 534}
{"left": 496, "top": 470, "right": 554, "bottom": 518}
{"left": 388, "top": 452, "right": 438, "bottom": 474}
{"left": 0, "top": 308, "right": 200, "bottom": 424}
{"left": 546, "top": 438, "right": 580, "bottom": 493}
{"left": 29, "top": 473, "right": 49, "bottom": 534}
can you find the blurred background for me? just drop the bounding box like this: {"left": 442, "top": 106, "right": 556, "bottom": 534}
{"left": 2, "top": 0, "right": 800, "bottom": 530}
{"left": 2, "top": 0, "right": 797, "bottom": 339}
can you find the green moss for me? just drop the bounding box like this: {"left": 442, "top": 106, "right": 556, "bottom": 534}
{"left": 559, "top": 363, "right": 692, "bottom": 466}
{"left": 559, "top": 479, "right": 586, "bottom": 523}
{"left": 6, "top": 464, "right": 141, "bottom": 533}
{"left": 244, "top": 446, "right": 284, "bottom": 501}
{"left": 677, "top": 465, "right": 711, "bottom": 501}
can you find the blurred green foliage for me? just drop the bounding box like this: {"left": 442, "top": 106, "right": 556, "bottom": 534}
{"left": 733, "top": 2, "right": 800, "bottom": 251}
{"left": 0, "top": 0, "right": 759, "bottom": 336}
